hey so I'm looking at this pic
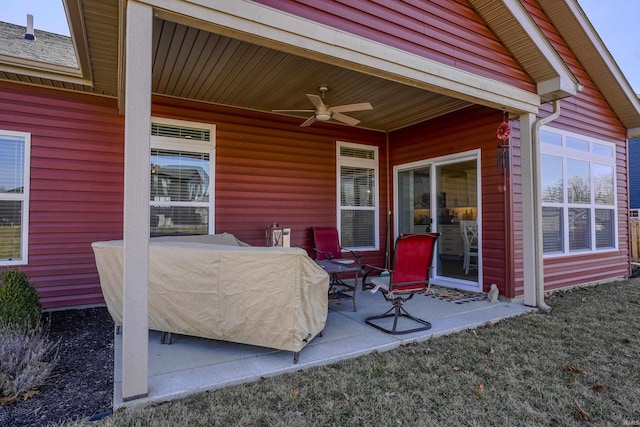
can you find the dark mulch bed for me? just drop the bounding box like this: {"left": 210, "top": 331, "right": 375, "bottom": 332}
{"left": 0, "top": 307, "right": 114, "bottom": 427}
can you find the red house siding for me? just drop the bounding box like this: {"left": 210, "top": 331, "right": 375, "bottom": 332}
{"left": 389, "top": 106, "right": 511, "bottom": 296}
{"left": 151, "top": 95, "right": 389, "bottom": 267}
{"left": 1, "top": 84, "right": 390, "bottom": 309}
{"left": 0, "top": 81, "right": 124, "bottom": 308}
{"left": 515, "top": 0, "right": 630, "bottom": 290}
{"left": 253, "top": 0, "right": 535, "bottom": 91}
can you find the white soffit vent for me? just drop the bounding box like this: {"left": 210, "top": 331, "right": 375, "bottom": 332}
{"left": 151, "top": 123, "right": 211, "bottom": 141}
{"left": 340, "top": 145, "right": 375, "bottom": 160}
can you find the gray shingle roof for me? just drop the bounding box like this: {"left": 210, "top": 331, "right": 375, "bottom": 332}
{"left": 0, "top": 20, "right": 77, "bottom": 68}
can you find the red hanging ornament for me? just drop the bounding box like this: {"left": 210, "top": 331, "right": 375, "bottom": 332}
{"left": 497, "top": 110, "right": 511, "bottom": 141}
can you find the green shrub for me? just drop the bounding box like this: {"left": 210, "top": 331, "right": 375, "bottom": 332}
{"left": 0, "top": 270, "right": 42, "bottom": 330}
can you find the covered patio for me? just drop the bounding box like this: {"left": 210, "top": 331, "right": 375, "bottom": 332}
{"left": 112, "top": 285, "right": 533, "bottom": 409}
{"left": 115, "top": 0, "right": 565, "bottom": 400}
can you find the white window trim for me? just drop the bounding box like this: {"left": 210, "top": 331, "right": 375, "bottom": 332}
{"left": 540, "top": 126, "right": 618, "bottom": 258}
{"left": 0, "top": 130, "right": 30, "bottom": 266}
{"left": 336, "top": 141, "right": 379, "bottom": 251}
{"left": 150, "top": 117, "right": 216, "bottom": 234}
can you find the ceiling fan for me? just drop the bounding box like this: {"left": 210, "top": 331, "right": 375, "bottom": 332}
{"left": 273, "top": 86, "right": 373, "bottom": 127}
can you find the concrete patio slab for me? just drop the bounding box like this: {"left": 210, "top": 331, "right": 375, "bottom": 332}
{"left": 113, "top": 287, "right": 534, "bottom": 410}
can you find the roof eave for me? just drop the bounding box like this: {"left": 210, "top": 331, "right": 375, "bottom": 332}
{"left": 538, "top": 0, "right": 640, "bottom": 131}
{"left": 64, "top": 0, "right": 94, "bottom": 85}
{"left": 0, "top": 54, "right": 92, "bottom": 86}
{"left": 470, "top": 0, "right": 579, "bottom": 103}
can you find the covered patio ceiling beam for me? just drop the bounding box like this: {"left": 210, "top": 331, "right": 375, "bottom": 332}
{"left": 126, "top": 0, "right": 541, "bottom": 116}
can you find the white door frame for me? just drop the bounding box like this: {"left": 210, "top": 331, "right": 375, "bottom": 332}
{"left": 393, "top": 150, "right": 482, "bottom": 292}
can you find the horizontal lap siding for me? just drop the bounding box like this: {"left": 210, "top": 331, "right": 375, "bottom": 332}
{"left": 0, "top": 81, "right": 124, "bottom": 308}
{"left": 390, "top": 106, "right": 512, "bottom": 296}
{"left": 2, "top": 83, "right": 388, "bottom": 308}
{"left": 515, "top": 1, "right": 630, "bottom": 290}
{"left": 253, "top": 0, "right": 534, "bottom": 91}
{"left": 152, "top": 96, "right": 388, "bottom": 267}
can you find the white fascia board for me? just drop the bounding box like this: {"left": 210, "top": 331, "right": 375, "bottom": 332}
{"left": 0, "top": 65, "right": 92, "bottom": 87}
{"left": 564, "top": 0, "right": 640, "bottom": 118}
{"left": 501, "top": 0, "right": 577, "bottom": 99}
{"left": 64, "top": 0, "right": 94, "bottom": 85}
{"left": 144, "top": 0, "right": 541, "bottom": 114}
{"left": 537, "top": 76, "right": 581, "bottom": 101}
{"left": 0, "top": 55, "right": 92, "bottom": 86}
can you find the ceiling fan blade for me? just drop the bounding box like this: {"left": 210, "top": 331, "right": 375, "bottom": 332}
{"left": 300, "top": 115, "right": 317, "bottom": 127}
{"left": 331, "top": 112, "right": 360, "bottom": 126}
{"left": 330, "top": 102, "right": 373, "bottom": 113}
{"left": 272, "top": 109, "right": 315, "bottom": 113}
{"left": 306, "top": 94, "right": 326, "bottom": 110}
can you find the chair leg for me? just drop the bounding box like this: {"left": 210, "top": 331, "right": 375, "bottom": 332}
{"left": 365, "top": 300, "right": 432, "bottom": 335}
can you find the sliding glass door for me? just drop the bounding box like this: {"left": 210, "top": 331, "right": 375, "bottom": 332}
{"left": 398, "top": 166, "right": 431, "bottom": 235}
{"left": 395, "top": 153, "right": 480, "bottom": 290}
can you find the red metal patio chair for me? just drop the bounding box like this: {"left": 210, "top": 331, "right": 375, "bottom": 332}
{"left": 311, "top": 227, "right": 361, "bottom": 264}
{"left": 362, "top": 233, "right": 440, "bottom": 334}
{"left": 312, "top": 227, "right": 362, "bottom": 311}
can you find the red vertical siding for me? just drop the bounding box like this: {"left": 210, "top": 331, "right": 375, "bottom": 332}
{"left": 151, "top": 95, "right": 388, "bottom": 267}
{"left": 512, "top": 0, "right": 630, "bottom": 291}
{"left": 253, "top": 0, "right": 535, "bottom": 91}
{"left": 0, "top": 81, "right": 124, "bottom": 308}
{"left": 389, "top": 106, "right": 511, "bottom": 296}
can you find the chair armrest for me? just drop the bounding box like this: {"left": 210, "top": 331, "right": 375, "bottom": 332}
{"left": 343, "top": 248, "right": 362, "bottom": 264}
{"left": 313, "top": 248, "right": 334, "bottom": 260}
{"left": 361, "top": 264, "right": 390, "bottom": 290}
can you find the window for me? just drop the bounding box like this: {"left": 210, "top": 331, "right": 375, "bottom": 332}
{"left": 540, "top": 127, "right": 617, "bottom": 255}
{"left": 0, "top": 131, "right": 30, "bottom": 265}
{"left": 337, "top": 142, "right": 378, "bottom": 250}
{"left": 150, "top": 118, "right": 215, "bottom": 237}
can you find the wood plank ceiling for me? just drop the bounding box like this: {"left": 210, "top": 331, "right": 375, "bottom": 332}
{"left": 1, "top": 0, "right": 473, "bottom": 132}
{"left": 150, "top": 18, "right": 471, "bottom": 132}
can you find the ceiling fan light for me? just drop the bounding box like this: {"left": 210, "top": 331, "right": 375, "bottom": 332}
{"left": 316, "top": 113, "right": 331, "bottom": 121}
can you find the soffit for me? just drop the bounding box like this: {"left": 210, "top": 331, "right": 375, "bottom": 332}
{"left": 538, "top": 0, "right": 640, "bottom": 131}
{"left": 0, "top": 0, "right": 474, "bottom": 132}
{"left": 469, "top": 0, "right": 577, "bottom": 102}
{"left": 4, "top": 0, "right": 555, "bottom": 132}
{"left": 471, "top": 0, "right": 553, "bottom": 82}
{"left": 150, "top": 18, "right": 471, "bottom": 132}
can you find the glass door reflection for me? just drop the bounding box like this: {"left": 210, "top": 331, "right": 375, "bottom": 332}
{"left": 435, "top": 160, "right": 478, "bottom": 282}
{"left": 398, "top": 167, "right": 431, "bottom": 235}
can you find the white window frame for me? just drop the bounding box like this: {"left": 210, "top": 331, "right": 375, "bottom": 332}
{"left": 336, "top": 141, "right": 379, "bottom": 251}
{"left": 0, "top": 130, "right": 30, "bottom": 266}
{"left": 150, "top": 117, "right": 216, "bottom": 235}
{"left": 540, "top": 126, "right": 618, "bottom": 258}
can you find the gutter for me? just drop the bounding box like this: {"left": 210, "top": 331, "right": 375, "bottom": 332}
{"left": 531, "top": 100, "right": 561, "bottom": 312}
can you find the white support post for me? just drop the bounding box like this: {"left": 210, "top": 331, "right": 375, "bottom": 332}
{"left": 122, "top": 0, "right": 152, "bottom": 401}
{"left": 519, "top": 113, "right": 538, "bottom": 307}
